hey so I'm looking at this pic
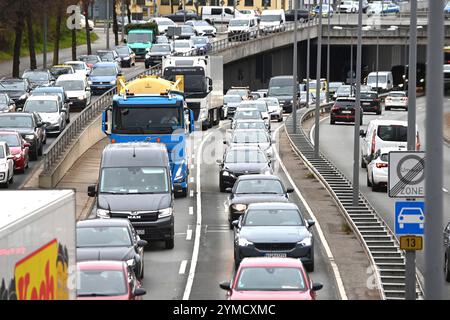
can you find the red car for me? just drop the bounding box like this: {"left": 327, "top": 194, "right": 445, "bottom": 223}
{"left": 219, "top": 257, "right": 323, "bottom": 300}
{"left": 76, "top": 261, "right": 146, "bottom": 300}
{"left": 0, "top": 131, "right": 29, "bottom": 173}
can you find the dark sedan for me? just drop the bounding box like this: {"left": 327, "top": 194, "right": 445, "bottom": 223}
{"left": 227, "top": 174, "right": 293, "bottom": 228}
{"left": 0, "top": 93, "right": 16, "bottom": 113}
{"left": 21, "top": 69, "right": 55, "bottom": 88}
{"left": 145, "top": 44, "right": 172, "bottom": 69}
{"left": 76, "top": 218, "right": 147, "bottom": 280}
{"left": 360, "top": 91, "right": 381, "bottom": 114}
{"left": 233, "top": 202, "right": 315, "bottom": 271}
{"left": 164, "top": 9, "right": 199, "bottom": 22}
{"left": 218, "top": 146, "right": 272, "bottom": 193}
{"left": 0, "top": 78, "right": 32, "bottom": 109}
{"left": 114, "top": 45, "right": 136, "bottom": 68}
{"left": 330, "top": 97, "right": 363, "bottom": 125}
{"left": 285, "top": 9, "right": 312, "bottom": 22}
{"left": 0, "top": 112, "right": 46, "bottom": 160}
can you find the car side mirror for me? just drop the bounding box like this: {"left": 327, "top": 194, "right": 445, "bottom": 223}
{"left": 312, "top": 282, "right": 323, "bottom": 291}
{"left": 286, "top": 187, "right": 294, "bottom": 193}
{"left": 307, "top": 219, "right": 315, "bottom": 228}
{"left": 223, "top": 140, "right": 227, "bottom": 144}
{"left": 359, "top": 129, "right": 366, "bottom": 137}
{"left": 232, "top": 220, "right": 239, "bottom": 228}
{"left": 87, "top": 185, "right": 97, "bottom": 197}
{"left": 133, "top": 288, "right": 147, "bottom": 296}
{"left": 137, "top": 239, "right": 148, "bottom": 247}
{"left": 219, "top": 281, "right": 231, "bottom": 291}
{"left": 225, "top": 187, "right": 232, "bottom": 193}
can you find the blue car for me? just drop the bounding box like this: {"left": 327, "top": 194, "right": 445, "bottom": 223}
{"left": 88, "top": 62, "right": 121, "bottom": 95}
{"left": 191, "top": 36, "right": 212, "bottom": 55}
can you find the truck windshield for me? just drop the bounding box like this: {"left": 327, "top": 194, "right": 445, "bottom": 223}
{"left": 100, "top": 167, "right": 169, "bottom": 194}
{"left": 164, "top": 68, "right": 207, "bottom": 94}
{"left": 113, "top": 105, "right": 183, "bottom": 134}
{"left": 128, "top": 32, "right": 153, "bottom": 43}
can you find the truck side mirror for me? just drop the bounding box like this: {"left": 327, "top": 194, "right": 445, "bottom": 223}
{"left": 87, "top": 185, "right": 97, "bottom": 197}
{"left": 359, "top": 129, "right": 366, "bottom": 137}
{"left": 102, "top": 107, "right": 112, "bottom": 135}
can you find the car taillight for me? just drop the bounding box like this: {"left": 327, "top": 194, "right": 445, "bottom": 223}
{"left": 331, "top": 105, "right": 338, "bottom": 112}
{"left": 376, "top": 163, "right": 388, "bottom": 168}
{"left": 402, "top": 97, "right": 408, "bottom": 101}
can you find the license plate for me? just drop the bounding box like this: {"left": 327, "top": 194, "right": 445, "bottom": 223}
{"left": 341, "top": 110, "right": 352, "bottom": 114}
{"left": 136, "top": 229, "right": 145, "bottom": 235}
{"left": 265, "top": 253, "right": 287, "bottom": 258}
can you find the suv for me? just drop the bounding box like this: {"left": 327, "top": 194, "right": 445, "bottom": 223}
{"left": 88, "top": 142, "right": 175, "bottom": 249}
{"left": 329, "top": 97, "right": 363, "bottom": 125}
{"left": 227, "top": 17, "right": 259, "bottom": 41}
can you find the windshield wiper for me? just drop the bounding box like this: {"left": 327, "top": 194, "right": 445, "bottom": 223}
{"left": 77, "top": 293, "right": 114, "bottom": 297}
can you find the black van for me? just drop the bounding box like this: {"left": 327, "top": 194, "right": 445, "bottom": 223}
{"left": 88, "top": 142, "right": 175, "bottom": 249}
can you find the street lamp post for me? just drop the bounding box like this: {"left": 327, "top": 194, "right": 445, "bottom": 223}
{"left": 313, "top": 0, "right": 323, "bottom": 159}
{"left": 106, "top": 0, "right": 110, "bottom": 50}
{"left": 350, "top": 33, "right": 353, "bottom": 94}
{"left": 292, "top": 0, "right": 299, "bottom": 133}
{"left": 305, "top": 2, "right": 311, "bottom": 109}
{"left": 121, "top": 0, "right": 125, "bottom": 43}
{"left": 326, "top": 1, "right": 330, "bottom": 103}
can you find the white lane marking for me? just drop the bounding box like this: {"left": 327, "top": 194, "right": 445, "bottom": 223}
{"left": 179, "top": 260, "right": 188, "bottom": 274}
{"left": 310, "top": 116, "right": 330, "bottom": 146}
{"left": 189, "top": 206, "right": 194, "bottom": 215}
{"left": 443, "top": 188, "right": 449, "bottom": 193}
{"left": 182, "top": 131, "right": 212, "bottom": 300}
{"left": 273, "top": 125, "right": 348, "bottom": 301}
{"left": 186, "top": 228, "right": 193, "bottom": 240}
{"left": 190, "top": 190, "right": 194, "bottom": 197}
{"left": 189, "top": 177, "right": 195, "bottom": 183}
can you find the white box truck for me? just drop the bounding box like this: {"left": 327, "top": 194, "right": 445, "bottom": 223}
{"left": 0, "top": 190, "right": 76, "bottom": 300}
{"left": 161, "top": 55, "right": 224, "bottom": 131}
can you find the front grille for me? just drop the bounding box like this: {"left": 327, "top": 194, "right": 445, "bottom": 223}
{"left": 254, "top": 242, "right": 297, "bottom": 252}
{"left": 139, "top": 226, "right": 173, "bottom": 239}
{"left": 110, "top": 211, "right": 158, "bottom": 222}
{"left": 93, "top": 82, "right": 111, "bottom": 85}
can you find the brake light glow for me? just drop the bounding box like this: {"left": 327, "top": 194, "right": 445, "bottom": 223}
{"left": 376, "top": 163, "right": 388, "bottom": 168}
{"left": 111, "top": 139, "right": 116, "bottom": 144}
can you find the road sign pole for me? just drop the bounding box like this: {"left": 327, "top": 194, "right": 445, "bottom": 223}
{"left": 306, "top": 2, "right": 310, "bottom": 109}
{"left": 425, "top": 0, "right": 444, "bottom": 300}
{"left": 313, "top": 0, "right": 323, "bottom": 159}
{"left": 292, "top": 0, "right": 298, "bottom": 134}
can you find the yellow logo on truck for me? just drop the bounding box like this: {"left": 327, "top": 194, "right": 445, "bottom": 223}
{"left": 14, "top": 239, "right": 69, "bottom": 300}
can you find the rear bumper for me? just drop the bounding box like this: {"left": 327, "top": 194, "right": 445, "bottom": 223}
{"left": 331, "top": 114, "right": 357, "bottom": 122}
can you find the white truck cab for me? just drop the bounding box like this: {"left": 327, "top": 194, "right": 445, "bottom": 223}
{"left": 260, "top": 9, "right": 286, "bottom": 33}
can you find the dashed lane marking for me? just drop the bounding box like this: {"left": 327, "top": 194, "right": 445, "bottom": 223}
{"left": 189, "top": 206, "right": 194, "bottom": 215}
{"left": 179, "top": 260, "right": 188, "bottom": 274}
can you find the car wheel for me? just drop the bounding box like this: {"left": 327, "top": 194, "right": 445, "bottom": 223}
{"left": 165, "top": 238, "right": 174, "bottom": 250}
{"left": 445, "top": 254, "right": 450, "bottom": 282}
{"left": 38, "top": 142, "right": 43, "bottom": 156}
{"left": 385, "top": 106, "right": 390, "bottom": 111}
{"left": 8, "top": 172, "right": 13, "bottom": 184}
{"left": 145, "top": 63, "right": 149, "bottom": 69}
{"left": 175, "top": 186, "right": 188, "bottom": 198}
{"left": 278, "top": 116, "right": 282, "bottom": 122}
{"left": 376, "top": 109, "right": 382, "bottom": 115}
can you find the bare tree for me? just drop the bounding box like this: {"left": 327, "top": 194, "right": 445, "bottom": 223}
{"left": 25, "top": 0, "right": 37, "bottom": 70}
{"left": 126, "top": 0, "right": 132, "bottom": 22}
{"left": 112, "top": 0, "right": 119, "bottom": 46}
{"left": 12, "top": 0, "right": 25, "bottom": 77}
{"left": 53, "top": 0, "right": 64, "bottom": 65}
{"left": 71, "top": 28, "right": 77, "bottom": 60}
{"left": 83, "top": 0, "right": 92, "bottom": 54}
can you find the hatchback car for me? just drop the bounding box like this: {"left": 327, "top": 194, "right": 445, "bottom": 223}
{"left": 97, "top": 50, "right": 121, "bottom": 66}
{"left": 0, "top": 78, "right": 32, "bottom": 109}
{"left": 78, "top": 54, "right": 102, "bottom": 69}
{"left": 227, "top": 129, "right": 273, "bottom": 158}
{"left": 32, "top": 86, "right": 71, "bottom": 123}
{"left": 76, "top": 218, "right": 148, "bottom": 280}
{"left": 64, "top": 61, "right": 91, "bottom": 76}
{"left": 56, "top": 73, "right": 92, "bottom": 108}
{"left": 185, "top": 20, "right": 217, "bottom": 37}
{"left": 114, "top": 46, "right": 136, "bottom": 68}
{"left": 0, "top": 131, "right": 29, "bottom": 173}
{"left": 232, "top": 119, "right": 268, "bottom": 131}
{"left": 360, "top": 91, "right": 381, "bottom": 114}
{"left": 23, "top": 95, "right": 66, "bottom": 135}
{"left": 330, "top": 97, "right": 363, "bottom": 125}
{"left": 366, "top": 147, "right": 404, "bottom": 192}
{"left": 232, "top": 108, "right": 263, "bottom": 126}
{"left": 226, "top": 174, "right": 293, "bottom": 227}
{"left": 191, "top": 36, "right": 212, "bottom": 55}
{"left": 385, "top": 91, "right": 408, "bottom": 111}
{"left": 0, "top": 141, "right": 14, "bottom": 187}
{"left": 218, "top": 146, "right": 272, "bottom": 192}
{"left": 238, "top": 100, "right": 270, "bottom": 128}
{"left": 49, "top": 64, "right": 75, "bottom": 79}
{"left": 259, "top": 97, "right": 282, "bottom": 122}
{"left": 88, "top": 62, "right": 121, "bottom": 94}
{"left": 145, "top": 44, "right": 172, "bottom": 69}
{"left": 76, "top": 261, "right": 146, "bottom": 300}
{"left": 0, "top": 93, "right": 16, "bottom": 113}
{"left": 173, "top": 40, "right": 196, "bottom": 55}
{"left": 223, "top": 94, "right": 242, "bottom": 119}
{"left": 219, "top": 257, "right": 322, "bottom": 300}
{"left": 21, "top": 69, "right": 55, "bottom": 88}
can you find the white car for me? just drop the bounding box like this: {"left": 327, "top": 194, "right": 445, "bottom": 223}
{"left": 385, "top": 91, "right": 408, "bottom": 110}
{"left": 398, "top": 208, "right": 424, "bottom": 230}
{"left": 227, "top": 17, "right": 259, "bottom": 40}
{"left": 228, "top": 129, "right": 273, "bottom": 159}
{"left": 238, "top": 100, "right": 270, "bottom": 129}
{"left": 185, "top": 20, "right": 217, "bottom": 37}
{"left": 55, "top": 74, "right": 92, "bottom": 108}
{"left": 173, "top": 40, "right": 196, "bottom": 55}
{"left": 339, "top": 0, "right": 359, "bottom": 13}
{"left": 239, "top": 9, "right": 260, "bottom": 20}
{"left": 64, "top": 61, "right": 90, "bottom": 76}
{"left": 150, "top": 17, "right": 177, "bottom": 34}
{"left": 259, "top": 97, "right": 282, "bottom": 122}
{"left": 0, "top": 141, "right": 14, "bottom": 188}
{"left": 23, "top": 95, "right": 66, "bottom": 134}
{"left": 223, "top": 94, "right": 243, "bottom": 119}
{"left": 366, "top": 147, "right": 400, "bottom": 192}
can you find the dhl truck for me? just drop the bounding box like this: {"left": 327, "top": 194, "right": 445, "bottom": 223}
{"left": 0, "top": 190, "right": 76, "bottom": 300}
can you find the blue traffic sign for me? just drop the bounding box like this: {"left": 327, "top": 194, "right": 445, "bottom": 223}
{"left": 395, "top": 201, "right": 425, "bottom": 236}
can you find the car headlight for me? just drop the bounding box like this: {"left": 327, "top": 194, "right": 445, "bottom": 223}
{"left": 158, "top": 207, "right": 173, "bottom": 219}
{"left": 96, "top": 208, "right": 110, "bottom": 218}
{"left": 110, "top": 80, "right": 116, "bottom": 85}
{"left": 78, "top": 95, "right": 86, "bottom": 100}
{"left": 298, "top": 236, "right": 312, "bottom": 247}
{"left": 122, "top": 57, "right": 130, "bottom": 60}
{"left": 18, "top": 94, "right": 28, "bottom": 100}
{"left": 25, "top": 134, "right": 35, "bottom": 140}
{"left": 232, "top": 204, "right": 247, "bottom": 212}
{"left": 126, "top": 258, "right": 136, "bottom": 267}
{"left": 222, "top": 170, "right": 230, "bottom": 177}
{"left": 238, "top": 238, "right": 253, "bottom": 247}
{"left": 88, "top": 80, "right": 92, "bottom": 85}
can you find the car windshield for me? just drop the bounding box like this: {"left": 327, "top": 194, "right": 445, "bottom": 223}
{"left": 0, "top": 81, "right": 26, "bottom": 91}
{"left": 192, "top": 37, "right": 208, "bottom": 45}
{"left": 367, "top": 75, "right": 387, "bottom": 84}
{"left": 361, "top": 92, "right": 377, "bottom": 99}
{"left": 230, "top": 20, "right": 249, "bottom": 27}
{"left": 77, "top": 269, "right": 127, "bottom": 297}
{"left": 244, "top": 208, "right": 304, "bottom": 226}
{"left": 336, "top": 86, "right": 351, "bottom": 94}
{"left": 232, "top": 131, "right": 269, "bottom": 144}
{"left": 100, "top": 167, "right": 168, "bottom": 194}
{"left": 115, "top": 47, "right": 129, "bottom": 54}
{"left": 193, "top": 20, "right": 210, "bottom": 26}
{"left": 77, "top": 226, "right": 132, "bottom": 247}
{"left": 261, "top": 99, "right": 278, "bottom": 107}
{"left": 156, "top": 36, "right": 169, "bottom": 43}
{"left": 388, "top": 92, "right": 406, "bottom": 97}
{"left": 227, "top": 89, "right": 248, "bottom": 97}
{"left": 50, "top": 67, "right": 72, "bottom": 76}
{"left": 377, "top": 125, "right": 407, "bottom": 142}
{"left": 0, "top": 115, "right": 32, "bottom": 128}
{"left": 235, "top": 121, "right": 267, "bottom": 130}
{"left": 91, "top": 66, "right": 117, "bottom": 76}
{"left": 224, "top": 95, "right": 241, "bottom": 103}
{"left": 56, "top": 80, "right": 85, "bottom": 91}
{"left": 0, "top": 134, "right": 19, "bottom": 147}
{"left": 175, "top": 42, "right": 190, "bottom": 48}
{"left": 24, "top": 100, "right": 58, "bottom": 113}
{"left": 261, "top": 15, "right": 281, "bottom": 22}
{"left": 22, "top": 71, "right": 49, "bottom": 81}
{"left": 234, "top": 110, "right": 261, "bottom": 119}
{"left": 158, "top": 20, "right": 174, "bottom": 25}
{"left": 236, "top": 267, "right": 307, "bottom": 291}
{"left": 268, "top": 86, "right": 293, "bottom": 96}
{"left": 98, "top": 52, "right": 114, "bottom": 61}
{"left": 235, "top": 179, "right": 284, "bottom": 194}
{"left": 225, "top": 149, "right": 267, "bottom": 163}
{"left": 151, "top": 45, "right": 171, "bottom": 52}
{"left": 181, "top": 26, "right": 194, "bottom": 33}
{"left": 241, "top": 103, "right": 267, "bottom": 112}
{"left": 67, "top": 63, "right": 85, "bottom": 70}
{"left": 79, "top": 55, "right": 100, "bottom": 64}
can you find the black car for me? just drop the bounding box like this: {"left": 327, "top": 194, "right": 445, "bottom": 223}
{"left": 217, "top": 146, "right": 272, "bottom": 192}
{"left": 0, "top": 78, "right": 32, "bottom": 109}
{"left": 0, "top": 93, "right": 16, "bottom": 113}
{"left": 0, "top": 112, "right": 46, "bottom": 160}
{"left": 114, "top": 45, "right": 136, "bottom": 68}
{"left": 445, "top": 221, "right": 450, "bottom": 282}
{"left": 227, "top": 174, "right": 293, "bottom": 228}
{"left": 145, "top": 44, "right": 172, "bottom": 69}
{"left": 285, "top": 9, "right": 312, "bottom": 22}
{"left": 233, "top": 202, "right": 315, "bottom": 271}
{"left": 164, "top": 9, "right": 199, "bottom": 22}
{"left": 76, "top": 218, "right": 147, "bottom": 280}
{"left": 330, "top": 97, "right": 363, "bottom": 125}
{"left": 21, "top": 69, "right": 55, "bottom": 88}
{"left": 360, "top": 91, "right": 381, "bottom": 114}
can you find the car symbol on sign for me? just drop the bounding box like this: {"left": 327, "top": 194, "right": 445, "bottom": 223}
{"left": 398, "top": 207, "right": 424, "bottom": 229}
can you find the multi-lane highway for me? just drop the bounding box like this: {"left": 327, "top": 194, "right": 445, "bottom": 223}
{"left": 316, "top": 95, "right": 450, "bottom": 298}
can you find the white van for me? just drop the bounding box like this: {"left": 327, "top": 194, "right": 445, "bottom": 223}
{"left": 366, "top": 71, "right": 393, "bottom": 92}
{"left": 360, "top": 119, "right": 420, "bottom": 168}
{"left": 227, "top": 17, "right": 259, "bottom": 41}
{"left": 260, "top": 9, "right": 286, "bottom": 33}
{"left": 202, "top": 6, "right": 241, "bottom": 24}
